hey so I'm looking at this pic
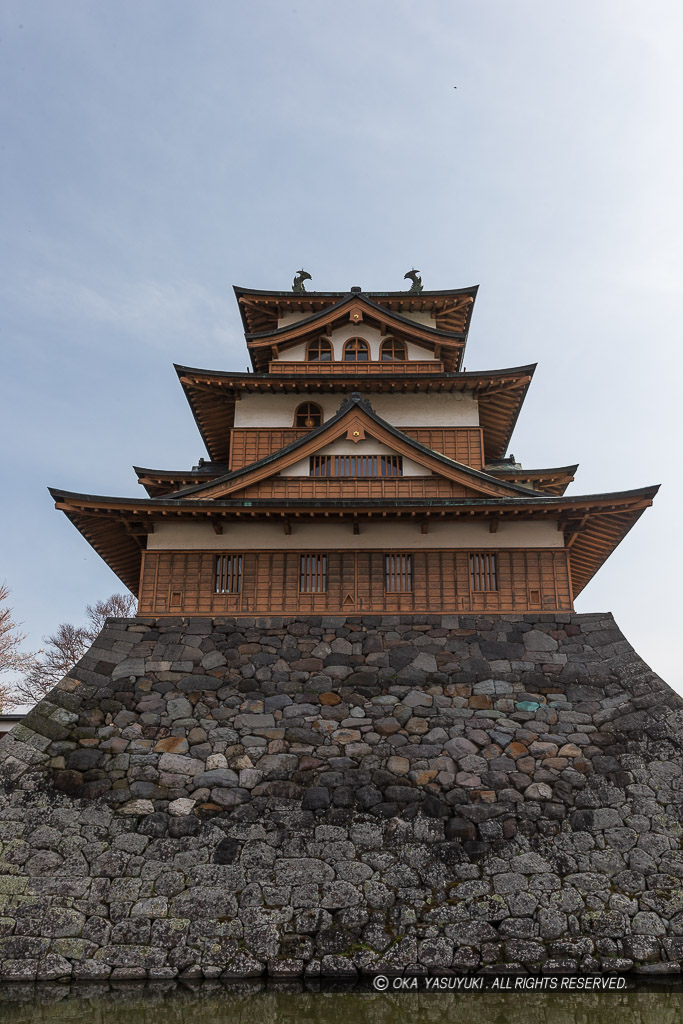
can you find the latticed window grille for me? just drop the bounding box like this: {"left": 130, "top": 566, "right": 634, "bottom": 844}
{"left": 385, "top": 553, "right": 413, "bottom": 593}
{"left": 215, "top": 554, "right": 242, "bottom": 594}
{"left": 469, "top": 552, "right": 498, "bottom": 592}
{"left": 306, "top": 338, "right": 333, "bottom": 361}
{"left": 310, "top": 454, "right": 403, "bottom": 477}
{"left": 343, "top": 338, "right": 369, "bottom": 361}
{"left": 299, "top": 553, "right": 327, "bottom": 593}
{"left": 294, "top": 402, "right": 323, "bottom": 428}
{"left": 380, "top": 338, "right": 407, "bottom": 361}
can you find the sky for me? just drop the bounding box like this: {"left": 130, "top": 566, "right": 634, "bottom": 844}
{"left": 1, "top": 0, "right": 682, "bottom": 694}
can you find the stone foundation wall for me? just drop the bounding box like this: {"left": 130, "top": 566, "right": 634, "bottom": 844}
{"left": 0, "top": 613, "right": 682, "bottom": 980}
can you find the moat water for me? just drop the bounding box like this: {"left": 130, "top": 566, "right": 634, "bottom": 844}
{"left": 0, "top": 980, "right": 680, "bottom": 1024}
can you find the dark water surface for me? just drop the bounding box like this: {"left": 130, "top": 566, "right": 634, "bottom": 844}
{"left": 0, "top": 981, "right": 680, "bottom": 1024}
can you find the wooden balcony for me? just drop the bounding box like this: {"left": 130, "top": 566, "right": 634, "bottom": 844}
{"left": 268, "top": 360, "right": 445, "bottom": 375}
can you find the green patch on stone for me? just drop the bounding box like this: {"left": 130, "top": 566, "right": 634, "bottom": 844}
{"left": 0, "top": 876, "right": 28, "bottom": 895}
{"left": 52, "top": 938, "right": 93, "bottom": 959}
{"left": 515, "top": 701, "right": 541, "bottom": 712}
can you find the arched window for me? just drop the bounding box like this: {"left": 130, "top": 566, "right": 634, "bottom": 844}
{"left": 294, "top": 402, "right": 323, "bottom": 428}
{"left": 307, "top": 338, "right": 333, "bottom": 361}
{"left": 343, "top": 338, "right": 369, "bottom": 362}
{"left": 380, "top": 338, "right": 406, "bottom": 362}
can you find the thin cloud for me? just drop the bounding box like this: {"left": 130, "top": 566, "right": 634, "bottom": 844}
{"left": 26, "top": 276, "right": 240, "bottom": 354}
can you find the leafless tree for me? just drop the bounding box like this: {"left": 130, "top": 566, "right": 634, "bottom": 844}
{"left": 6, "top": 592, "right": 137, "bottom": 710}
{"left": 0, "top": 583, "right": 39, "bottom": 710}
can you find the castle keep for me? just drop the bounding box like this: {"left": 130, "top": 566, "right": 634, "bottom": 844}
{"left": 0, "top": 274, "right": 680, "bottom": 983}
{"left": 51, "top": 276, "right": 656, "bottom": 615}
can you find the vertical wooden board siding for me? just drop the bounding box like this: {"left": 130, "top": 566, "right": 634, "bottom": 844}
{"left": 455, "top": 551, "right": 470, "bottom": 611}
{"left": 139, "top": 548, "right": 574, "bottom": 614}
{"left": 236, "top": 479, "right": 473, "bottom": 500}
{"left": 229, "top": 428, "right": 306, "bottom": 470}
{"left": 339, "top": 551, "right": 355, "bottom": 610}
{"left": 229, "top": 427, "right": 484, "bottom": 473}
{"left": 509, "top": 550, "right": 527, "bottom": 610}
{"left": 402, "top": 427, "right": 484, "bottom": 470}
{"left": 356, "top": 551, "right": 374, "bottom": 611}
{"left": 138, "top": 551, "right": 153, "bottom": 613}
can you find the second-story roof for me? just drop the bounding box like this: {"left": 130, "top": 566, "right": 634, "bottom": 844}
{"left": 175, "top": 363, "right": 536, "bottom": 465}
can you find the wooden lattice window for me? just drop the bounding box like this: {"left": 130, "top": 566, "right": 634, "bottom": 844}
{"left": 380, "top": 338, "right": 406, "bottom": 361}
{"left": 469, "top": 553, "right": 498, "bottom": 592}
{"left": 294, "top": 402, "right": 323, "bottom": 428}
{"left": 310, "top": 454, "right": 403, "bottom": 477}
{"left": 343, "top": 337, "right": 369, "bottom": 362}
{"left": 385, "top": 553, "right": 413, "bottom": 593}
{"left": 300, "top": 553, "right": 327, "bottom": 593}
{"left": 307, "top": 338, "right": 333, "bottom": 361}
{"left": 215, "top": 554, "right": 242, "bottom": 594}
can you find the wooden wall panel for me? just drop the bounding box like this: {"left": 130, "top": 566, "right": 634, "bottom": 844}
{"left": 228, "top": 427, "right": 485, "bottom": 471}
{"left": 402, "top": 427, "right": 484, "bottom": 470}
{"left": 229, "top": 429, "right": 305, "bottom": 470}
{"left": 235, "top": 478, "right": 477, "bottom": 499}
{"left": 139, "top": 548, "right": 573, "bottom": 616}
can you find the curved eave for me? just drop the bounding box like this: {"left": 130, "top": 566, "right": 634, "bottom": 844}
{"left": 568, "top": 504, "right": 653, "bottom": 596}
{"left": 51, "top": 497, "right": 144, "bottom": 594}
{"left": 134, "top": 465, "right": 227, "bottom": 498}
{"left": 50, "top": 484, "right": 659, "bottom": 513}
{"left": 176, "top": 370, "right": 237, "bottom": 463}
{"left": 487, "top": 464, "right": 579, "bottom": 496}
{"left": 234, "top": 284, "right": 479, "bottom": 336}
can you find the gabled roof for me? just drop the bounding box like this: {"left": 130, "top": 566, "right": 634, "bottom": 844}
{"left": 169, "top": 394, "right": 539, "bottom": 501}
{"left": 175, "top": 364, "right": 536, "bottom": 464}
{"left": 236, "top": 290, "right": 477, "bottom": 372}
{"left": 234, "top": 284, "right": 478, "bottom": 337}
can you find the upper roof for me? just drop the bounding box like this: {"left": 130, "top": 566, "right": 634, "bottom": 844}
{"left": 235, "top": 288, "right": 478, "bottom": 372}
{"left": 234, "top": 284, "right": 478, "bottom": 337}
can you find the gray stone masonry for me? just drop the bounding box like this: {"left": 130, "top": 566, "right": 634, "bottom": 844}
{"left": 0, "top": 612, "right": 681, "bottom": 981}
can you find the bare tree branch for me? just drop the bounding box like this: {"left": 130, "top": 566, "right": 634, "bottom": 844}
{"left": 4, "top": 592, "right": 137, "bottom": 710}
{"left": 0, "top": 583, "right": 40, "bottom": 710}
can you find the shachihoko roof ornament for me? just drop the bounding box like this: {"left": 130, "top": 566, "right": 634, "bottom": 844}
{"left": 404, "top": 268, "right": 423, "bottom": 293}
{"left": 292, "top": 269, "right": 311, "bottom": 293}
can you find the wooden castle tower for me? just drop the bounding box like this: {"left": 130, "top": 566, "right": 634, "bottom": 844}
{"left": 51, "top": 272, "right": 658, "bottom": 616}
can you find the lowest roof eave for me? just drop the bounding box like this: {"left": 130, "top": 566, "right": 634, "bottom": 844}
{"left": 50, "top": 484, "right": 659, "bottom": 598}
{"left": 49, "top": 484, "right": 660, "bottom": 514}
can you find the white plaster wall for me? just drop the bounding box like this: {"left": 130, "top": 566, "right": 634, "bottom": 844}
{"left": 280, "top": 439, "right": 429, "bottom": 477}
{"left": 277, "top": 312, "right": 310, "bottom": 328}
{"left": 400, "top": 311, "right": 436, "bottom": 326}
{"left": 276, "top": 310, "right": 436, "bottom": 330}
{"left": 234, "top": 391, "right": 479, "bottom": 428}
{"left": 278, "top": 324, "right": 436, "bottom": 363}
{"left": 149, "top": 519, "right": 563, "bottom": 551}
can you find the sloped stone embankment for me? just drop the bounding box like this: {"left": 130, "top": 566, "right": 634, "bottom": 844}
{"left": 0, "top": 613, "right": 681, "bottom": 980}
